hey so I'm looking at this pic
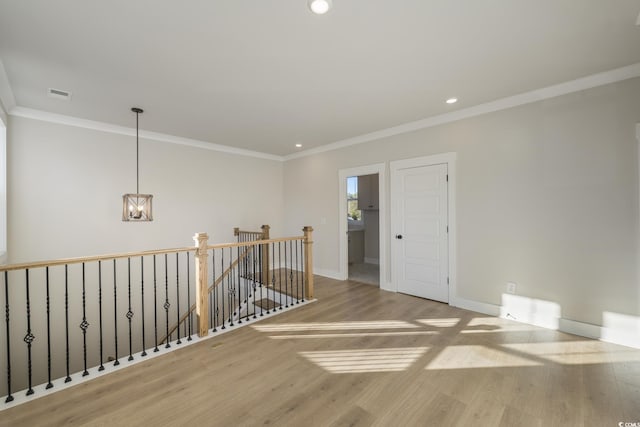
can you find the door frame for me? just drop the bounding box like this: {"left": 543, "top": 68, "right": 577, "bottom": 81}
{"left": 390, "top": 152, "right": 457, "bottom": 304}
{"left": 338, "top": 163, "right": 387, "bottom": 288}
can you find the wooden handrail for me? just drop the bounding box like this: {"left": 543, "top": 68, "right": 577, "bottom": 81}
{"left": 0, "top": 246, "right": 196, "bottom": 272}
{"left": 207, "top": 236, "right": 304, "bottom": 251}
{"left": 0, "top": 236, "right": 302, "bottom": 273}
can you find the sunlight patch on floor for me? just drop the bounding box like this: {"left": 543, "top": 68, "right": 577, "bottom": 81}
{"left": 252, "top": 320, "right": 419, "bottom": 332}
{"left": 502, "top": 341, "right": 640, "bottom": 365}
{"left": 300, "top": 347, "right": 429, "bottom": 373}
{"left": 268, "top": 331, "right": 439, "bottom": 339}
{"left": 415, "top": 318, "right": 461, "bottom": 328}
{"left": 459, "top": 317, "right": 539, "bottom": 333}
{"left": 425, "top": 345, "right": 542, "bottom": 370}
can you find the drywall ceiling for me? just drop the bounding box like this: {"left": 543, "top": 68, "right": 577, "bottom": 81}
{"left": 0, "top": 0, "right": 639, "bottom": 157}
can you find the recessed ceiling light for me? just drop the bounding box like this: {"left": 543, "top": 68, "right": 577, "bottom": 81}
{"left": 295, "top": 143, "right": 303, "bottom": 148}
{"left": 446, "top": 98, "right": 458, "bottom": 104}
{"left": 308, "top": 0, "right": 332, "bottom": 15}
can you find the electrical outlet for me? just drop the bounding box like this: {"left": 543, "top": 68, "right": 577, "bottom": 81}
{"left": 506, "top": 282, "right": 517, "bottom": 294}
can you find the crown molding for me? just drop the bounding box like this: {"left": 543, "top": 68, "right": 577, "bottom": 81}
{"left": 9, "top": 107, "right": 283, "bottom": 161}
{"left": 5, "top": 62, "right": 640, "bottom": 163}
{"left": 284, "top": 62, "right": 640, "bottom": 161}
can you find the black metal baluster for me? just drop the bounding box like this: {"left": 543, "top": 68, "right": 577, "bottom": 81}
{"left": 127, "top": 258, "right": 134, "bottom": 361}
{"left": 80, "top": 263, "right": 89, "bottom": 376}
{"left": 280, "top": 242, "right": 293, "bottom": 308}
{"left": 252, "top": 243, "right": 257, "bottom": 319}
{"left": 293, "top": 240, "right": 298, "bottom": 304}
{"left": 4, "top": 271, "right": 13, "bottom": 402}
{"left": 113, "top": 259, "right": 120, "bottom": 366}
{"left": 289, "top": 240, "right": 295, "bottom": 305}
{"left": 187, "top": 252, "right": 192, "bottom": 341}
{"left": 245, "top": 244, "right": 251, "bottom": 323}
{"left": 259, "top": 244, "right": 264, "bottom": 317}
{"left": 211, "top": 250, "right": 215, "bottom": 332}
{"left": 176, "top": 253, "right": 181, "bottom": 345}
{"left": 220, "top": 249, "right": 225, "bottom": 330}
{"left": 258, "top": 244, "right": 262, "bottom": 288}
{"left": 153, "top": 255, "right": 159, "bottom": 352}
{"left": 164, "top": 254, "right": 170, "bottom": 348}
{"left": 301, "top": 240, "right": 305, "bottom": 302}
{"left": 244, "top": 244, "right": 249, "bottom": 321}
{"left": 270, "top": 242, "right": 276, "bottom": 314}
{"left": 141, "top": 256, "right": 147, "bottom": 357}
{"left": 24, "top": 269, "right": 34, "bottom": 395}
{"left": 65, "top": 264, "right": 73, "bottom": 379}
{"left": 45, "top": 267, "right": 53, "bottom": 387}
{"left": 295, "top": 240, "right": 301, "bottom": 304}
{"left": 228, "top": 247, "right": 234, "bottom": 327}
{"left": 278, "top": 242, "right": 283, "bottom": 310}
{"left": 98, "top": 261, "right": 104, "bottom": 371}
{"left": 237, "top": 244, "right": 242, "bottom": 325}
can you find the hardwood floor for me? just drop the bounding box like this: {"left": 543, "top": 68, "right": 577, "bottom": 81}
{"left": 2, "top": 276, "right": 639, "bottom": 426}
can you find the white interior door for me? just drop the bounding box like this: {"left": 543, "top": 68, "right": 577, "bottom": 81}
{"left": 392, "top": 163, "right": 449, "bottom": 302}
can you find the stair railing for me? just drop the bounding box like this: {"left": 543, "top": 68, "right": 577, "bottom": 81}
{"left": 193, "top": 226, "right": 314, "bottom": 337}
{"left": 160, "top": 225, "right": 268, "bottom": 342}
{"left": 0, "top": 245, "right": 196, "bottom": 404}
{"left": 0, "top": 226, "right": 313, "bottom": 406}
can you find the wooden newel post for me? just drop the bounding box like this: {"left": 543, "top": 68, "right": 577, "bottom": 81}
{"left": 194, "top": 232, "right": 209, "bottom": 338}
{"left": 303, "top": 226, "right": 314, "bottom": 299}
{"left": 261, "top": 225, "right": 270, "bottom": 287}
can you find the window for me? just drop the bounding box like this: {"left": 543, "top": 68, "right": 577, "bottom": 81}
{"left": 347, "top": 176, "right": 361, "bottom": 222}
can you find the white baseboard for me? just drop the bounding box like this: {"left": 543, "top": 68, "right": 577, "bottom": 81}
{"left": 559, "top": 318, "right": 602, "bottom": 341}
{"left": 451, "top": 296, "right": 501, "bottom": 317}
{"left": 314, "top": 268, "right": 343, "bottom": 281}
{"left": 451, "top": 296, "right": 639, "bottom": 349}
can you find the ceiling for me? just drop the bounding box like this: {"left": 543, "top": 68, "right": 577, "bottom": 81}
{"left": 1, "top": 1, "right": 639, "bottom": 157}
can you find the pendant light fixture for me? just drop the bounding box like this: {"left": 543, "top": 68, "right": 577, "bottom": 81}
{"left": 122, "top": 107, "right": 153, "bottom": 221}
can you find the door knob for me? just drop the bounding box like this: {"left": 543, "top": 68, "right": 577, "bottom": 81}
{"left": 395, "top": 234, "right": 403, "bottom": 239}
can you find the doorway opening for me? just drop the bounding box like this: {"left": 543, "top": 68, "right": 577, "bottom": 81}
{"left": 338, "top": 163, "right": 386, "bottom": 289}
{"left": 347, "top": 174, "right": 380, "bottom": 286}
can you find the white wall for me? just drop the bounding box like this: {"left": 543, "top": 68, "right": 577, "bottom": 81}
{"left": 283, "top": 77, "right": 640, "bottom": 329}
{"left": 7, "top": 116, "right": 285, "bottom": 262}
{"left": 0, "top": 115, "right": 6, "bottom": 263}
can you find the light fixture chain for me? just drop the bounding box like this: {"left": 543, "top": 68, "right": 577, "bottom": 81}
{"left": 136, "top": 110, "right": 139, "bottom": 195}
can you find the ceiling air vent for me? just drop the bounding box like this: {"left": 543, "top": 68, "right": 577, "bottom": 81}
{"left": 47, "top": 88, "right": 72, "bottom": 101}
